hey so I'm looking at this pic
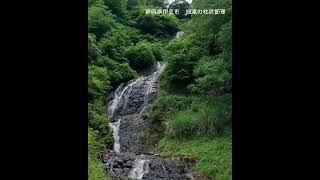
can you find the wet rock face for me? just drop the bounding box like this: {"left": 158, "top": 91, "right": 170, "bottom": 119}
{"left": 107, "top": 66, "right": 161, "bottom": 154}
{"left": 118, "top": 77, "right": 158, "bottom": 117}
{"left": 103, "top": 152, "right": 191, "bottom": 180}
{"left": 105, "top": 60, "right": 193, "bottom": 179}
{"left": 108, "top": 63, "right": 161, "bottom": 121}
{"left": 119, "top": 114, "right": 150, "bottom": 154}
{"left": 168, "top": 0, "right": 191, "bottom": 19}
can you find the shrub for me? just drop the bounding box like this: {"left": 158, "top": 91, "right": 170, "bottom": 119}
{"left": 88, "top": 103, "right": 113, "bottom": 148}
{"left": 150, "top": 43, "right": 164, "bottom": 62}
{"left": 88, "top": 65, "right": 112, "bottom": 102}
{"left": 88, "top": 128, "right": 108, "bottom": 180}
{"left": 148, "top": 95, "right": 193, "bottom": 131}
{"left": 158, "top": 129, "right": 232, "bottom": 180}
{"left": 103, "top": 0, "right": 126, "bottom": 17}
{"left": 167, "top": 95, "right": 232, "bottom": 138}
{"left": 98, "top": 25, "right": 139, "bottom": 61}
{"left": 90, "top": 57, "right": 137, "bottom": 93}
{"left": 136, "top": 14, "right": 178, "bottom": 38}
{"left": 88, "top": 5, "right": 116, "bottom": 39}
{"left": 123, "top": 42, "right": 156, "bottom": 70}
{"left": 88, "top": 34, "right": 101, "bottom": 63}
{"left": 163, "top": 53, "right": 195, "bottom": 92}
{"left": 193, "top": 56, "right": 232, "bottom": 96}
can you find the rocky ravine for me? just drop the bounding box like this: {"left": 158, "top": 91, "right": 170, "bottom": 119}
{"left": 102, "top": 58, "right": 194, "bottom": 179}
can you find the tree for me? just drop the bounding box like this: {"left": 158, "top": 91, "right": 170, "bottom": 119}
{"left": 98, "top": 25, "right": 139, "bottom": 61}
{"left": 88, "top": 65, "right": 111, "bottom": 102}
{"left": 193, "top": 56, "right": 231, "bottom": 95}
{"left": 127, "top": 0, "right": 139, "bottom": 9}
{"left": 136, "top": 14, "right": 179, "bottom": 38}
{"left": 88, "top": 34, "right": 101, "bottom": 63}
{"left": 124, "top": 42, "right": 156, "bottom": 70}
{"left": 103, "top": 0, "right": 126, "bottom": 16}
{"left": 88, "top": 6, "right": 115, "bottom": 39}
{"left": 146, "top": 0, "right": 166, "bottom": 7}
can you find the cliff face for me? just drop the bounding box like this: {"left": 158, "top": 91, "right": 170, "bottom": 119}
{"left": 168, "top": 0, "right": 191, "bottom": 19}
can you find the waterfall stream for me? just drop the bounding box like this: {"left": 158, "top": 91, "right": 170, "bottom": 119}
{"left": 105, "top": 32, "right": 188, "bottom": 180}
{"left": 107, "top": 61, "right": 165, "bottom": 153}
{"left": 108, "top": 119, "right": 121, "bottom": 153}
{"left": 175, "top": 31, "right": 184, "bottom": 39}
{"left": 128, "top": 155, "right": 150, "bottom": 179}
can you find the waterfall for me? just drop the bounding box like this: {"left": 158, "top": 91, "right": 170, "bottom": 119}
{"left": 103, "top": 32, "right": 191, "bottom": 179}
{"left": 128, "top": 155, "right": 150, "bottom": 179}
{"left": 107, "top": 62, "right": 165, "bottom": 153}
{"left": 175, "top": 31, "right": 184, "bottom": 39}
{"left": 157, "top": 61, "right": 161, "bottom": 70}
{"left": 108, "top": 119, "right": 121, "bottom": 153}
{"left": 140, "top": 62, "right": 166, "bottom": 114}
{"left": 108, "top": 78, "right": 142, "bottom": 118}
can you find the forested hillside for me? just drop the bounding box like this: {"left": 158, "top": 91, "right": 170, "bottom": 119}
{"left": 88, "top": 0, "right": 232, "bottom": 179}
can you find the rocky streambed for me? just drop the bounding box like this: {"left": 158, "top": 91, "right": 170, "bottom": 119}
{"left": 102, "top": 62, "right": 194, "bottom": 179}
{"left": 101, "top": 32, "right": 194, "bottom": 180}
{"left": 102, "top": 152, "right": 195, "bottom": 180}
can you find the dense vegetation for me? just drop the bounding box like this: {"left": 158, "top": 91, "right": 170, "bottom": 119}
{"left": 88, "top": 0, "right": 178, "bottom": 179}
{"left": 88, "top": 0, "right": 232, "bottom": 179}
{"left": 147, "top": 0, "right": 232, "bottom": 179}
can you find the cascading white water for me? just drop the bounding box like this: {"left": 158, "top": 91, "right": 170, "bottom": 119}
{"left": 108, "top": 119, "right": 121, "bottom": 153}
{"left": 140, "top": 62, "right": 166, "bottom": 114}
{"left": 108, "top": 78, "right": 141, "bottom": 117}
{"left": 140, "top": 75, "right": 156, "bottom": 114}
{"left": 157, "top": 61, "right": 161, "bottom": 70}
{"left": 175, "top": 31, "right": 184, "bottom": 39}
{"left": 108, "top": 62, "right": 165, "bottom": 153}
{"left": 105, "top": 32, "right": 187, "bottom": 179}
{"left": 128, "top": 155, "right": 150, "bottom": 179}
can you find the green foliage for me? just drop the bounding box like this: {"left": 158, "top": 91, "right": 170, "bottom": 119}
{"left": 103, "top": 0, "right": 126, "bottom": 16}
{"left": 127, "top": 0, "right": 140, "bottom": 9}
{"left": 148, "top": 95, "right": 193, "bottom": 131}
{"left": 159, "top": 129, "right": 232, "bottom": 180}
{"left": 124, "top": 42, "right": 156, "bottom": 70}
{"left": 88, "top": 0, "right": 232, "bottom": 179}
{"left": 88, "top": 5, "right": 116, "bottom": 39}
{"left": 192, "top": 56, "right": 232, "bottom": 95}
{"left": 88, "top": 102, "right": 113, "bottom": 148}
{"left": 149, "top": 95, "right": 231, "bottom": 138}
{"left": 136, "top": 14, "right": 179, "bottom": 38}
{"left": 150, "top": 42, "right": 164, "bottom": 61}
{"left": 163, "top": 53, "right": 194, "bottom": 91}
{"left": 162, "top": 0, "right": 232, "bottom": 94}
{"left": 165, "top": 35, "right": 193, "bottom": 55}
{"left": 88, "top": 65, "right": 112, "bottom": 102}
{"left": 88, "top": 34, "right": 101, "bottom": 63}
{"left": 162, "top": 46, "right": 207, "bottom": 92}
{"left": 218, "top": 21, "right": 232, "bottom": 55}
{"left": 89, "top": 57, "right": 137, "bottom": 102}
{"left": 109, "top": 62, "right": 138, "bottom": 87}
{"left": 88, "top": 128, "right": 109, "bottom": 180}
{"left": 167, "top": 95, "right": 232, "bottom": 138}
{"left": 88, "top": 1, "right": 184, "bottom": 179}
{"left": 146, "top": 0, "right": 166, "bottom": 7}
{"left": 190, "top": 0, "right": 232, "bottom": 35}
{"left": 98, "top": 25, "right": 139, "bottom": 61}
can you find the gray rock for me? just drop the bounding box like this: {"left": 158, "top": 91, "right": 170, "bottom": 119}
{"left": 104, "top": 62, "right": 192, "bottom": 180}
